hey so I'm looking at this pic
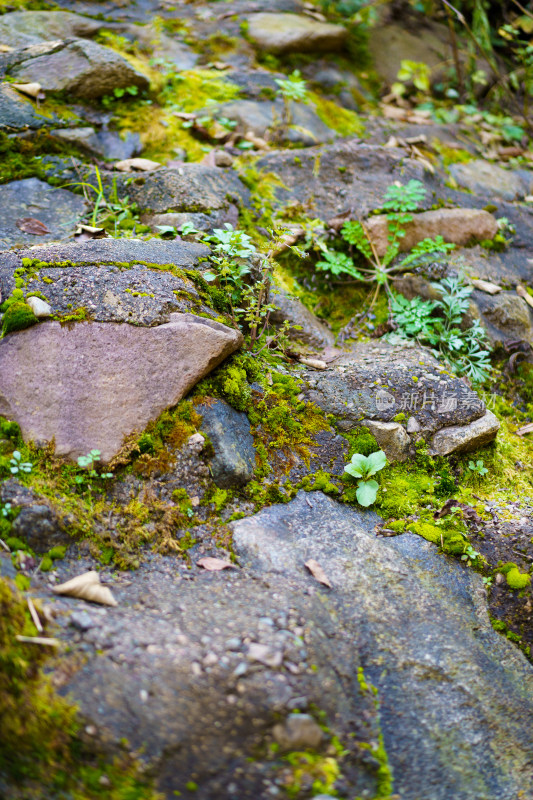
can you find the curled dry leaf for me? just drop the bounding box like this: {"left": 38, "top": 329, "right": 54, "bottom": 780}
{"left": 74, "top": 224, "right": 108, "bottom": 242}
{"left": 305, "top": 559, "right": 332, "bottom": 588}
{"left": 516, "top": 285, "right": 533, "bottom": 310}
{"left": 113, "top": 157, "right": 162, "bottom": 172}
{"left": 52, "top": 570, "right": 117, "bottom": 606}
{"left": 11, "top": 82, "right": 45, "bottom": 100}
{"left": 472, "top": 279, "right": 502, "bottom": 295}
{"left": 299, "top": 357, "right": 327, "bottom": 370}
{"left": 16, "top": 217, "right": 51, "bottom": 235}
{"left": 196, "top": 557, "right": 236, "bottom": 571}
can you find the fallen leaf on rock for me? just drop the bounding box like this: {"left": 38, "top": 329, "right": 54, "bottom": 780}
{"left": 16, "top": 217, "right": 51, "bottom": 235}
{"left": 52, "top": 570, "right": 117, "bottom": 606}
{"left": 299, "top": 357, "right": 327, "bottom": 370}
{"left": 434, "top": 499, "right": 482, "bottom": 527}
{"left": 209, "top": 60, "right": 231, "bottom": 70}
{"left": 74, "top": 224, "right": 108, "bottom": 242}
{"left": 516, "top": 285, "right": 533, "bottom": 310}
{"left": 305, "top": 559, "right": 332, "bottom": 588}
{"left": 515, "top": 422, "right": 533, "bottom": 436}
{"left": 11, "top": 82, "right": 44, "bottom": 100}
{"left": 113, "top": 157, "right": 161, "bottom": 172}
{"left": 0, "top": 44, "right": 14, "bottom": 53}
{"left": 197, "top": 557, "right": 236, "bottom": 571}
{"left": 472, "top": 279, "right": 502, "bottom": 295}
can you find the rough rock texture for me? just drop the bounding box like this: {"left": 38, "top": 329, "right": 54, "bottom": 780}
{"left": 430, "top": 410, "right": 502, "bottom": 456}
{"left": 50, "top": 126, "right": 142, "bottom": 160}
{"left": 232, "top": 492, "right": 533, "bottom": 800}
{"left": 0, "top": 178, "right": 86, "bottom": 248}
{"left": 0, "top": 238, "right": 220, "bottom": 327}
{"left": 449, "top": 160, "right": 532, "bottom": 201}
{"left": 212, "top": 98, "right": 334, "bottom": 146}
{"left": 256, "top": 140, "right": 436, "bottom": 220}
{"left": 0, "top": 478, "right": 69, "bottom": 552}
{"left": 364, "top": 207, "right": 498, "bottom": 257}
{"left": 0, "top": 315, "right": 243, "bottom": 462}
{"left": 362, "top": 419, "right": 411, "bottom": 462}
{"left": 0, "top": 10, "right": 101, "bottom": 48}
{"left": 247, "top": 12, "right": 347, "bottom": 55}
{"left": 269, "top": 286, "right": 335, "bottom": 350}
{"left": 0, "top": 82, "right": 51, "bottom": 130}
{"left": 473, "top": 290, "right": 533, "bottom": 347}
{"left": 7, "top": 39, "right": 150, "bottom": 99}
{"left": 303, "top": 340, "right": 488, "bottom": 436}
{"left": 110, "top": 165, "right": 250, "bottom": 214}
{"left": 35, "top": 491, "right": 533, "bottom": 800}
{"left": 0, "top": 238, "right": 211, "bottom": 304}
{"left": 198, "top": 399, "right": 256, "bottom": 488}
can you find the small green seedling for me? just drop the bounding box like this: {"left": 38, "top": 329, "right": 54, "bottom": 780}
{"left": 1, "top": 502, "right": 12, "bottom": 518}
{"left": 461, "top": 544, "right": 481, "bottom": 565}
{"left": 344, "top": 450, "right": 387, "bottom": 507}
{"left": 482, "top": 576, "right": 493, "bottom": 589}
{"left": 468, "top": 459, "right": 488, "bottom": 476}
{"left": 76, "top": 450, "right": 113, "bottom": 482}
{"left": 10, "top": 451, "right": 32, "bottom": 475}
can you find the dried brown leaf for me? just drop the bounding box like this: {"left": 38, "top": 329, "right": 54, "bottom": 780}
{"left": 74, "top": 224, "right": 108, "bottom": 242}
{"left": 472, "top": 279, "right": 502, "bottom": 295}
{"left": 305, "top": 559, "right": 332, "bottom": 588}
{"left": 515, "top": 422, "right": 533, "bottom": 436}
{"left": 113, "top": 157, "right": 161, "bottom": 172}
{"left": 52, "top": 570, "right": 118, "bottom": 606}
{"left": 16, "top": 217, "right": 51, "bottom": 235}
{"left": 11, "top": 82, "right": 44, "bottom": 100}
{"left": 299, "top": 357, "right": 327, "bottom": 370}
{"left": 197, "top": 557, "right": 236, "bottom": 571}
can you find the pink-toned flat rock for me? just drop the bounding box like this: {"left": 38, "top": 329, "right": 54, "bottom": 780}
{"left": 364, "top": 207, "right": 498, "bottom": 258}
{"left": 0, "top": 314, "right": 243, "bottom": 462}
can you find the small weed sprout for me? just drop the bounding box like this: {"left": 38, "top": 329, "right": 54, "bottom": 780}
{"left": 76, "top": 450, "right": 113, "bottom": 484}
{"left": 274, "top": 70, "right": 308, "bottom": 139}
{"left": 468, "top": 459, "right": 488, "bottom": 476}
{"left": 344, "top": 450, "right": 387, "bottom": 507}
{"left": 461, "top": 544, "right": 482, "bottom": 566}
{"left": 9, "top": 451, "right": 32, "bottom": 475}
{"left": 1, "top": 502, "right": 12, "bottom": 518}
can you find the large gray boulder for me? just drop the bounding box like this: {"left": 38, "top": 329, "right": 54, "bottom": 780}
{"left": 0, "top": 178, "right": 86, "bottom": 249}
{"left": 109, "top": 165, "right": 250, "bottom": 214}
{"left": 302, "top": 340, "right": 498, "bottom": 458}
{"left": 255, "top": 140, "right": 435, "bottom": 221}
{"left": 0, "top": 239, "right": 217, "bottom": 327}
{"left": 0, "top": 10, "right": 101, "bottom": 48}
{"left": 247, "top": 12, "right": 347, "bottom": 55}
{"left": 233, "top": 492, "right": 533, "bottom": 800}
{"left": 7, "top": 38, "right": 149, "bottom": 99}
{"left": 449, "top": 160, "right": 532, "bottom": 202}
{"left": 0, "top": 314, "right": 243, "bottom": 462}
{"left": 41, "top": 491, "right": 533, "bottom": 799}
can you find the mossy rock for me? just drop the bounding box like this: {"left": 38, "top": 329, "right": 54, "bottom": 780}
{"left": 1, "top": 301, "right": 38, "bottom": 337}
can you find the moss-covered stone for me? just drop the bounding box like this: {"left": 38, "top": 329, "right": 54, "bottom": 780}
{"left": 1, "top": 301, "right": 38, "bottom": 337}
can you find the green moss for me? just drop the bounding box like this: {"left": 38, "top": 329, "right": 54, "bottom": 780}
{"left": 298, "top": 470, "right": 340, "bottom": 495}
{"left": 0, "top": 577, "right": 162, "bottom": 799}
{"left": 39, "top": 555, "right": 54, "bottom": 572}
{"left": 48, "top": 545, "right": 66, "bottom": 560}
{"left": 499, "top": 562, "right": 532, "bottom": 589}
{"left": 374, "top": 461, "right": 435, "bottom": 518}
{"left": 408, "top": 520, "right": 466, "bottom": 555}
{"left": 343, "top": 427, "right": 379, "bottom": 458}
{"left": 311, "top": 92, "right": 365, "bottom": 137}
{"left": 1, "top": 302, "right": 38, "bottom": 337}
